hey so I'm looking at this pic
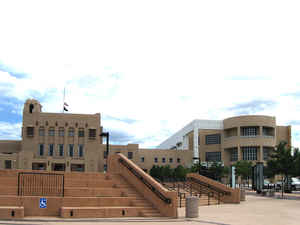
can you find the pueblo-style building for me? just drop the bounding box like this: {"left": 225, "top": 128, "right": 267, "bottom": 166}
{"left": 0, "top": 99, "right": 291, "bottom": 172}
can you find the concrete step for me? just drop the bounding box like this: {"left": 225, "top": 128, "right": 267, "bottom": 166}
{"left": 0, "top": 206, "right": 24, "bottom": 219}
{"left": 60, "top": 206, "right": 158, "bottom": 218}
{"left": 63, "top": 197, "right": 142, "bottom": 207}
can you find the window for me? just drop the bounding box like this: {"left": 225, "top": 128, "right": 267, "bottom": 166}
{"left": 162, "top": 157, "right": 166, "bottom": 163}
{"left": 89, "top": 129, "right": 96, "bottom": 139}
{"left": 27, "top": 127, "right": 34, "bottom": 137}
{"left": 69, "top": 144, "right": 74, "bottom": 157}
{"left": 242, "top": 147, "right": 257, "bottom": 160}
{"left": 68, "top": 128, "right": 74, "bottom": 137}
{"left": 59, "top": 127, "right": 64, "bottom": 137}
{"left": 205, "top": 152, "right": 221, "bottom": 162}
{"left": 263, "top": 127, "right": 274, "bottom": 136}
{"left": 39, "top": 144, "right": 44, "bottom": 156}
{"left": 205, "top": 134, "right": 221, "bottom": 145}
{"left": 39, "top": 127, "right": 45, "bottom": 136}
{"left": 59, "top": 144, "right": 64, "bottom": 156}
{"left": 128, "top": 152, "right": 133, "bottom": 159}
{"left": 169, "top": 158, "right": 173, "bottom": 163}
{"left": 177, "top": 158, "right": 181, "bottom": 163}
{"left": 49, "top": 144, "right": 54, "bottom": 156}
{"left": 230, "top": 148, "right": 238, "bottom": 162}
{"left": 49, "top": 127, "right": 55, "bottom": 136}
{"left": 5, "top": 160, "right": 12, "bottom": 169}
{"left": 263, "top": 147, "right": 273, "bottom": 160}
{"left": 78, "top": 144, "right": 84, "bottom": 157}
{"left": 241, "top": 127, "right": 258, "bottom": 136}
{"left": 103, "top": 151, "right": 107, "bottom": 159}
{"left": 78, "top": 128, "right": 84, "bottom": 137}
{"left": 141, "top": 157, "right": 144, "bottom": 162}
{"left": 154, "top": 157, "right": 158, "bottom": 163}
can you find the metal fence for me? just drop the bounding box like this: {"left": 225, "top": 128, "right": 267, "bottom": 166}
{"left": 18, "top": 172, "right": 64, "bottom": 197}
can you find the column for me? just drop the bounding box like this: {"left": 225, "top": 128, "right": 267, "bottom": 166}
{"left": 238, "top": 145, "right": 242, "bottom": 161}
{"left": 193, "top": 127, "right": 199, "bottom": 162}
{"left": 259, "top": 145, "right": 263, "bottom": 162}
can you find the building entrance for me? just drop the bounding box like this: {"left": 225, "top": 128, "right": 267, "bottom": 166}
{"left": 52, "top": 163, "right": 66, "bottom": 171}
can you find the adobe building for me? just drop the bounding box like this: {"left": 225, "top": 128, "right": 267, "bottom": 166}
{"left": 0, "top": 99, "right": 291, "bottom": 172}
{"left": 0, "top": 99, "right": 194, "bottom": 172}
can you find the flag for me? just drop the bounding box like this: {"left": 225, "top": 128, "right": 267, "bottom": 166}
{"left": 64, "top": 102, "right": 69, "bottom": 107}
{"left": 64, "top": 106, "right": 68, "bottom": 111}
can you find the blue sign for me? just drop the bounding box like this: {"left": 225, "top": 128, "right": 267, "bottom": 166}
{"left": 39, "top": 198, "right": 47, "bottom": 208}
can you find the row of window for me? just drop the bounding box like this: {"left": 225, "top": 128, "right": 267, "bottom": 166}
{"left": 27, "top": 127, "right": 96, "bottom": 138}
{"left": 229, "top": 147, "right": 273, "bottom": 161}
{"left": 152, "top": 157, "right": 181, "bottom": 163}
{"left": 38, "top": 144, "right": 84, "bottom": 157}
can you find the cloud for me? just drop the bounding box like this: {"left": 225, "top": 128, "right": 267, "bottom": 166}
{"left": 0, "top": 122, "right": 22, "bottom": 140}
{"left": 227, "top": 99, "right": 277, "bottom": 115}
{"left": 104, "top": 129, "right": 135, "bottom": 145}
{"left": 103, "top": 115, "right": 138, "bottom": 125}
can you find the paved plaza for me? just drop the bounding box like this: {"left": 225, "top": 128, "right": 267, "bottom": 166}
{"left": 1, "top": 193, "right": 300, "bottom": 225}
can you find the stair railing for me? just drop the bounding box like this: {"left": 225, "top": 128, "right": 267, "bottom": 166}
{"left": 119, "top": 158, "right": 172, "bottom": 204}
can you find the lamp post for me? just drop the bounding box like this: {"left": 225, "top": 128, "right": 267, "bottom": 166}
{"left": 100, "top": 132, "right": 109, "bottom": 172}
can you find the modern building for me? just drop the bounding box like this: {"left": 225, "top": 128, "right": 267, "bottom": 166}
{"left": 158, "top": 116, "right": 291, "bottom": 167}
{"left": 0, "top": 99, "right": 291, "bottom": 172}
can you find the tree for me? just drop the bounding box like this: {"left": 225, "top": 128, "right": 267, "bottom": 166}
{"left": 232, "top": 160, "right": 253, "bottom": 185}
{"left": 208, "top": 162, "right": 230, "bottom": 182}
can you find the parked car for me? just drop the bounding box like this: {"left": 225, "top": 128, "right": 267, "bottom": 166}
{"left": 263, "top": 180, "right": 275, "bottom": 189}
{"left": 276, "top": 177, "right": 300, "bottom": 192}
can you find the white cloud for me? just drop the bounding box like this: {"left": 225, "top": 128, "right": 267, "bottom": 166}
{"left": 0, "top": 122, "right": 22, "bottom": 140}
{"left": 0, "top": 0, "right": 300, "bottom": 147}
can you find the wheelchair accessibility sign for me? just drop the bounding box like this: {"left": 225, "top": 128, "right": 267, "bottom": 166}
{"left": 39, "top": 198, "right": 47, "bottom": 208}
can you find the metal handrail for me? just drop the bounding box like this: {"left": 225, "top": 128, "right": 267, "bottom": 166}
{"left": 187, "top": 177, "right": 231, "bottom": 196}
{"left": 118, "top": 158, "right": 172, "bottom": 204}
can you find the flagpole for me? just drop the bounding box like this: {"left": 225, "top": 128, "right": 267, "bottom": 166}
{"left": 63, "top": 87, "right": 65, "bottom": 113}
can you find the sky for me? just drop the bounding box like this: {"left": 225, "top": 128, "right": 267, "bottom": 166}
{"left": 0, "top": 0, "right": 300, "bottom": 148}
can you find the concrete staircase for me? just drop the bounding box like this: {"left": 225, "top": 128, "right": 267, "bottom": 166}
{"left": 0, "top": 170, "right": 162, "bottom": 219}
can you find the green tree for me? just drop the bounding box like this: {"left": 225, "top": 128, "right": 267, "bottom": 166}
{"left": 174, "top": 165, "right": 187, "bottom": 180}
{"left": 232, "top": 160, "right": 253, "bottom": 185}
{"left": 208, "top": 162, "right": 229, "bottom": 182}
{"left": 267, "top": 141, "right": 300, "bottom": 195}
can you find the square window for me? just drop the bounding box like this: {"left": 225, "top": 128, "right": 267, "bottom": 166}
{"left": 68, "top": 128, "right": 74, "bottom": 137}
{"left": 49, "top": 128, "right": 55, "bottom": 136}
{"left": 39, "top": 127, "right": 45, "bottom": 136}
{"left": 78, "top": 128, "right": 85, "bottom": 137}
{"left": 27, "top": 127, "right": 34, "bottom": 137}
{"left": 128, "top": 152, "right": 133, "bottom": 159}
{"left": 59, "top": 128, "right": 64, "bottom": 137}
{"left": 89, "top": 129, "right": 96, "bottom": 139}
{"left": 5, "top": 160, "right": 12, "bottom": 169}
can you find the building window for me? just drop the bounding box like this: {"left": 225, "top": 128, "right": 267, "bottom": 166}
{"left": 242, "top": 146, "right": 257, "bottom": 160}
{"left": 128, "top": 152, "right": 133, "bottom": 159}
{"left": 71, "top": 164, "right": 85, "bottom": 172}
{"left": 49, "top": 144, "right": 54, "bottom": 156}
{"left": 263, "top": 147, "right": 273, "bottom": 161}
{"left": 177, "top": 158, "right": 181, "bottom": 163}
{"left": 39, "top": 127, "right": 45, "bottom": 136}
{"left": 230, "top": 148, "right": 238, "bottom": 162}
{"left": 39, "top": 144, "right": 44, "bottom": 156}
{"left": 69, "top": 144, "right": 74, "bottom": 157}
{"left": 78, "top": 128, "right": 85, "bottom": 137}
{"left": 78, "top": 144, "right": 84, "bottom": 157}
{"left": 27, "top": 127, "right": 34, "bottom": 137}
{"left": 205, "top": 134, "right": 221, "bottom": 145}
{"left": 169, "top": 158, "right": 173, "bottom": 163}
{"left": 154, "top": 157, "right": 158, "bottom": 163}
{"left": 89, "top": 129, "right": 96, "bottom": 139}
{"left": 59, "top": 144, "right": 64, "bottom": 156}
{"left": 5, "top": 160, "right": 12, "bottom": 169}
{"left": 49, "top": 127, "right": 55, "bottom": 136}
{"left": 162, "top": 157, "right": 166, "bottom": 163}
{"left": 263, "top": 127, "right": 274, "bottom": 136}
{"left": 68, "top": 128, "right": 74, "bottom": 137}
{"left": 103, "top": 151, "right": 107, "bottom": 159}
{"left": 241, "top": 127, "right": 258, "bottom": 136}
{"left": 205, "top": 152, "right": 221, "bottom": 162}
{"left": 59, "top": 127, "right": 64, "bottom": 137}
{"left": 141, "top": 157, "right": 144, "bottom": 162}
